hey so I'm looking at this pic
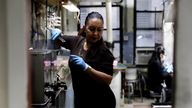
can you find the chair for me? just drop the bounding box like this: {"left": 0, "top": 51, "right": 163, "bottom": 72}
{"left": 149, "top": 80, "right": 167, "bottom": 103}
{"left": 124, "top": 67, "right": 143, "bottom": 103}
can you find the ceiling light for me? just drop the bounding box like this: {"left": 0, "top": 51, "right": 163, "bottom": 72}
{"left": 137, "top": 35, "right": 143, "bottom": 39}
{"left": 62, "top": 1, "right": 80, "bottom": 12}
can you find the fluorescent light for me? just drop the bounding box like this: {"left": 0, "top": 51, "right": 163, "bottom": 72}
{"left": 137, "top": 35, "right": 143, "bottom": 39}
{"left": 62, "top": 1, "right": 80, "bottom": 12}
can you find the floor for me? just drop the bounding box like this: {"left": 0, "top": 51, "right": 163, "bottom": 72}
{"left": 120, "top": 97, "right": 155, "bottom": 108}
{"left": 120, "top": 97, "right": 172, "bottom": 108}
{"left": 64, "top": 84, "right": 171, "bottom": 108}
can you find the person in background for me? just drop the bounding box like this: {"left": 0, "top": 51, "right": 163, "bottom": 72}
{"left": 51, "top": 12, "right": 116, "bottom": 108}
{"left": 147, "top": 45, "right": 172, "bottom": 93}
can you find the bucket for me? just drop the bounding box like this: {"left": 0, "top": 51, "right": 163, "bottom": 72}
{"left": 125, "top": 68, "right": 137, "bottom": 80}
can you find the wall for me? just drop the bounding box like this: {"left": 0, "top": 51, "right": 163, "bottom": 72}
{"left": 0, "top": 0, "right": 8, "bottom": 107}
{"left": 7, "top": 0, "right": 30, "bottom": 107}
{"left": 0, "top": 0, "right": 29, "bottom": 108}
{"left": 175, "top": 0, "right": 192, "bottom": 108}
{"left": 163, "top": 0, "right": 176, "bottom": 65}
{"left": 163, "top": 22, "right": 174, "bottom": 64}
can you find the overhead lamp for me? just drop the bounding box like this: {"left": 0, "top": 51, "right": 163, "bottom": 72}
{"left": 137, "top": 35, "right": 143, "bottom": 39}
{"left": 62, "top": 1, "right": 80, "bottom": 12}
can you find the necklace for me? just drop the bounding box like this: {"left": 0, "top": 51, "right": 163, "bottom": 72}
{"left": 83, "top": 41, "right": 88, "bottom": 51}
{"left": 78, "top": 41, "right": 88, "bottom": 58}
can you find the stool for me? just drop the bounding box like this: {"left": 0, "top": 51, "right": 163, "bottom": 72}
{"left": 124, "top": 68, "right": 143, "bottom": 102}
{"left": 124, "top": 80, "right": 134, "bottom": 103}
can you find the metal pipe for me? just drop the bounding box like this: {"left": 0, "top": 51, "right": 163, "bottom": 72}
{"left": 105, "top": 0, "right": 113, "bottom": 43}
{"left": 32, "top": 97, "right": 52, "bottom": 107}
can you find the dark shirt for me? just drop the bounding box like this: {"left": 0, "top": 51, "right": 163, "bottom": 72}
{"left": 57, "top": 36, "right": 116, "bottom": 108}
{"left": 147, "top": 58, "right": 164, "bottom": 93}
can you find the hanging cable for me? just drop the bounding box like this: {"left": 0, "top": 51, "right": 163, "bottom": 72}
{"left": 45, "top": 0, "right": 48, "bottom": 49}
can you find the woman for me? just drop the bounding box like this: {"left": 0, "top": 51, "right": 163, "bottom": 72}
{"left": 51, "top": 12, "right": 116, "bottom": 108}
{"left": 147, "top": 46, "right": 166, "bottom": 93}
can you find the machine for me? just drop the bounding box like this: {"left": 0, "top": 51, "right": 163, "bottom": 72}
{"left": 31, "top": 49, "right": 69, "bottom": 108}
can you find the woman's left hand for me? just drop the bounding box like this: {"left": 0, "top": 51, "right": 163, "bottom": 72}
{"left": 69, "top": 55, "right": 89, "bottom": 71}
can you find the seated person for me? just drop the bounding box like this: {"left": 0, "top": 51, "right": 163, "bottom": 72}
{"left": 147, "top": 46, "right": 173, "bottom": 102}
{"left": 147, "top": 46, "right": 173, "bottom": 101}
{"left": 147, "top": 46, "right": 165, "bottom": 93}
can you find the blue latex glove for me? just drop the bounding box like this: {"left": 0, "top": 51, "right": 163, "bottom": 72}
{"left": 69, "top": 55, "right": 89, "bottom": 71}
{"left": 50, "top": 28, "right": 61, "bottom": 40}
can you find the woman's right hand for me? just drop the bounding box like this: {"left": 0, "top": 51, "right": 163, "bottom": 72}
{"left": 50, "top": 28, "right": 61, "bottom": 40}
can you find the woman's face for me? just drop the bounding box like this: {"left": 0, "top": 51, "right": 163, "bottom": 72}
{"left": 85, "top": 18, "right": 103, "bottom": 43}
{"left": 160, "top": 53, "right": 165, "bottom": 63}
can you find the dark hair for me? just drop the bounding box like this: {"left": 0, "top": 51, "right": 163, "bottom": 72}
{"left": 78, "top": 12, "right": 104, "bottom": 37}
{"left": 84, "top": 11, "right": 104, "bottom": 25}
{"left": 156, "top": 46, "right": 165, "bottom": 56}
{"left": 149, "top": 46, "right": 165, "bottom": 64}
